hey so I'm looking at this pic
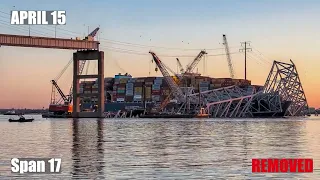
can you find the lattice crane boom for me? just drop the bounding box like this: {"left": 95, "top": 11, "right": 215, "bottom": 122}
{"left": 176, "top": 58, "right": 184, "bottom": 73}
{"left": 185, "top": 50, "right": 207, "bottom": 73}
{"left": 51, "top": 80, "right": 68, "bottom": 103}
{"left": 149, "top": 51, "right": 185, "bottom": 102}
{"left": 222, "top": 34, "right": 235, "bottom": 78}
{"left": 87, "top": 27, "right": 100, "bottom": 37}
{"left": 67, "top": 27, "right": 100, "bottom": 103}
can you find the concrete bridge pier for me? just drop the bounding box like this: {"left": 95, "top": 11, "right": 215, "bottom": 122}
{"left": 72, "top": 50, "right": 104, "bottom": 118}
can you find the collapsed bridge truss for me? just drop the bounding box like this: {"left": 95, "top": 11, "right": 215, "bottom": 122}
{"left": 182, "top": 59, "right": 308, "bottom": 117}
{"left": 263, "top": 60, "right": 309, "bottom": 116}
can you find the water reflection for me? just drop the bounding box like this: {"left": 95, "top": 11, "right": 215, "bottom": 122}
{"left": 71, "top": 119, "right": 105, "bottom": 179}
{"left": 0, "top": 116, "right": 319, "bottom": 179}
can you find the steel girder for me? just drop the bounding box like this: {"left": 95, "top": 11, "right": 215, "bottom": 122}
{"left": 188, "top": 86, "right": 258, "bottom": 117}
{"left": 263, "top": 60, "right": 308, "bottom": 116}
{"left": 248, "top": 92, "right": 283, "bottom": 116}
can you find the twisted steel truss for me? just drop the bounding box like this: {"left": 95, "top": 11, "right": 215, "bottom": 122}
{"left": 181, "top": 60, "right": 307, "bottom": 117}
{"left": 187, "top": 86, "right": 257, "bottom": 117}
{"left": 263, "top": 60, "right": 308, "bottom": 116}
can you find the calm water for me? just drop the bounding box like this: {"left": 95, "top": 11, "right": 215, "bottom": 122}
{"left": 0, "top": 115, "right": 319, "bottom": 179}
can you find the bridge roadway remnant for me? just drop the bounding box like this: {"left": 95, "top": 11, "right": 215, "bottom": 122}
{"left": 0, "top": 33, "right": 99, "bottom": 50}
{"left": 0, "top": 33, "right": 104, "bottom": 118}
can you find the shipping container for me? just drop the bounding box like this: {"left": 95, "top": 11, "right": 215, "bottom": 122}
{"left": 152, "top": 95, "right": 161, "bottom": 101}
{"left": 152, "top": 90, "right": 161, "bottom": 95}
{"left": 152, "top": 84, "right": 161, "bottom": 90}
{"left": 128, "top": 78, "right": 136, "bottom": 83}
{"left": 200, "top": 81, "right": 210, "bottom": 84}
{"left": 85, "top": 84, "right": 92, "bottom": 88}
{"left": 126, "top": 90, "right": 134, "bottom": 96}
{"left": 136, "top": 78, "right": 145, "bottom": 83}
{"left": 145, "top": 77, "right": 156, "bottom": 82}
{"left": 133, "top": 95, "right": 142, "bottom": 101}
{"left": 119, "top": 78, "right": 128, "bottom": 84}
{"left": 134, "top": 82, "right": 144, "bottom": 86}
{"left": 134, "top": 87, "right": 143, "bottom": 93}
{"left": 145, "top": 87, "right": 151, "bottom": 98}
{"left": 154, "top": 79, "right": 163, "bottom": 84}
{"left": 117, "top": 93, "right": 125, "bottom": 97}
{"left": 116, "top": 98, "right": 125, "bottom": 102}
{"left": 199, "top": 87, "right": 208, "bottom": 92}
{"left": 125, "top": 96, "right": 134, "bottom": 102}
{"left": 117, "top": 90, "right": 126, "bottom": 94}
{"left": 126, "top": 82, "right": 134, "bottom": 86}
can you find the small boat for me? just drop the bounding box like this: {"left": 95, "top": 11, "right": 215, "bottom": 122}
{"left": 8, "top": 115, "right": 34, "bottom": 122}
{"left": 4, "top": 110, "right": 22, "bottom": 115}
{"left": 195, "top": 108, "right": 209, "bottom": 118}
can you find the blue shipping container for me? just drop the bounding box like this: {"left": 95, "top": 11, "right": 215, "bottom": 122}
{"left": 152, "top": 84, "right": 161, "bottom": 90}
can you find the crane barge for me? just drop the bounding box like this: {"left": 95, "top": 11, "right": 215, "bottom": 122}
{"left": 43, "top": 27, "right": 100, "bottom": 118}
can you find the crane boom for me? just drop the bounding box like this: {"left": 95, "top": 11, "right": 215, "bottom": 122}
{"left": 222, "top": 34, "right": 235, "bottom": 78}
{"left": 176, "top": 58, "right": 184, "bottom": 73}
{"left": 149, "top": 51, "right": 185, "bottom": 102}
{"left": 51, "top": 80, "right": 68, "bottom": 103}
{"left": 151, "top": 52, "right": 203, "bottom": 111}
{"left": 67, "top": 27, "right": 100, "bottom": 103}
{"left": 88, "top": 27, "right": 100, "bottom": 37}
{"left": 185, "top": 50, "right": 207, "bottom": 73}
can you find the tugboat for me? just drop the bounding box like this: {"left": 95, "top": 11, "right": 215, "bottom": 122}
{"left": 8, "top": 115, "right": 34, "bottom": 122}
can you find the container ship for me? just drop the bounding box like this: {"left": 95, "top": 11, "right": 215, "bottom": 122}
{"left": 43, "top": 72, "right": 254, "bottom": 118}
{"left": 79, "top": 73, "right": 252, "bottom": 112}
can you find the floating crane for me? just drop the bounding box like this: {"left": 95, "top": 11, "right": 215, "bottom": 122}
{"left": 67, "top": 27, "right": 100, "bottom": 103}
{"left": 49, "top": 27, "right": 100, "bottom": 114}
{"left": 222, "top": 34, "right": 235, "bottom": 78}
{"left": 51, "top": 80, "right": 69, "bottom": 104}
{"left": 149, "top": 51, "right": 185, "bottom": 103}
{"left": 150, "top": 50, "right": 207, "bottom": 111}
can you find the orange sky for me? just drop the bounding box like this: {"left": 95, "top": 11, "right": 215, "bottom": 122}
{"left": 0, "top": 1, "right": 319, "bottom": 109}
{"left": 0, "top": 45, "right": 319, "bottom": 109}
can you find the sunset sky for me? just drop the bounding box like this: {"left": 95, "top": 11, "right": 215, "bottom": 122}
{"left": 0, "top": 0, "right": 319, "bottom": 109}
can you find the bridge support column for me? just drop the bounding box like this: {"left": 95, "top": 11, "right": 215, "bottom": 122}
{"left": 72, "top": 50, "right": 104, "bottom": 118}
